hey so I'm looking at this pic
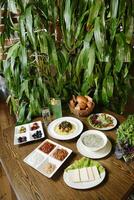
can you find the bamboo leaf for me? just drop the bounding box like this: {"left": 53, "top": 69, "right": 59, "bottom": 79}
{"left": 76, "top": 29, "right": 94, "bottom": 71}
{"left": 77, "top": 0, "right": 89, "bottom": 16}
{"left": 118, "top": 0, "right": 126, "bottom": 18}
{"left": 87, "top": 0, "right": 102, "bottom": 29}
{"left": 102, "top": 78, "right": 109, "bottom": 105}
{"left": 125, "top": 16, "right": 133, "bottom": 44}
{"left": 59, "top": 1, "right": 68, "bottom": 47}
{"left": 124, "top": 66, "right": 129, "bottom": 78}
{"left": 49, "top": 0, "right": 57, "bottom": 26}
{"left": 115, "top": 33, "right": 125, "bottom": 72}
{"left": 93, "top": 76, "right": 99, "bottom": 103}
{"left": 6, "top": 42, "right": 20, "bottom": 75}
{"left": 38, "top": 0, "right": 48, "bottom": 21}
{"left": 110, "top": 0, "right": 119, "bottom": 18}
{"left": 84, "top": 29, "right": 94, "bottom": 44}
{"left": 106, "top": 76, "right": 114, "bottom": 98}
{"left": 25, "top": 6, "right": 33, "bottom": 35}
{"left": 19, "top": 45, "right": 27, "bottom": 69}
{"left": 109, "top": 18, "right": 117, "bottom": 43}
{"left": 10, "top": 96, "right": 18, "bottom": 114}
{"left": 14, "top": 67, "right": 20, "bottom": 93}
{"left": 64, "top": 0, "right": 71, "bottom": 32}
{"left": 37, "top": 32, "right": 48, "bottom": 54}
{"left": 29, "top": 93, "right": 38, "bottom": 116}
{"left": 94, "top": 17, "right": 104, "bottom": 59}
{"left": 26, "top": 110, "right": 32, "bottom": 122}
{"left": 124, "top": 45, "right": 131, "bottom": 62}
{"left": 76, "top": 46, "right": 90, "bottom": 76}
{"left": 6, "top": 42, "right": 20, "bottom": 60}
{"left": 8, "top": 0, "right": 18, "bottom": 14}
{"left": 105, "top": 62, "right": 112, "bottom": 76}
{"left": 17, "top": 102, "right": 27, "bottom": 124}
{"left": 81, "top": 75, "right": 94, "bottom": 95}
{"left": 64, "top": 0, "right": 72, "bottom": 48}
{"left": 84, "top": 43, "right": 95, "bottom": 78}
{"left": 46, "top": 34, "right": 59, "bottom": 73}
{"left": 10, "top": 57, "right": 15, "bottom": 76}
{"left": 75, "top": 10, "right": 88, "bottom": 40}
{"left": 76, "top": 50, "right": 84, "bottom": 77}
{"left": 20, "top": 80, "right": 29, "bottom": 98}
{"left": 37, "top": 77, "right": 49, "bottom": 103}
{"left": 57, "top": 50, "right": 67, "bottom": 74}
{"left": 100, "top": 0, "right": 106, "bottom": 28}
{"left": 19, "top": 15, "right": 26, "bottom": 45}
{"left": 25, "top": 6, "right": 36, "bottom": 49}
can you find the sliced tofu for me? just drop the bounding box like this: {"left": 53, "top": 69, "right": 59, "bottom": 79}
{"left": 91, "top": 166, "right": 100, "bottom": 180}
{"left": 87, "top": 167, "right": 95, "bottom": 181}
{"left": 67, "top": 169, "right": 80, "bottom": 183}
{"left": 79, "top": 167, "right": 89, "bottom": 182}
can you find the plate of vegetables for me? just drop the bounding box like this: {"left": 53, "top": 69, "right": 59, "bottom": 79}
{"left": 88, "top": 113, "right": 117, "bottom": 130}
{"left": 115, "top": 115, "right": 134, "bottom": 162}
{"left": 63, "top": 157, "right": 106, "bottom": 189}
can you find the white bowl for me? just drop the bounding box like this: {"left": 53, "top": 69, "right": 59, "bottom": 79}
{"left": 80, "top": 130, "right": 108, "bottom": 152}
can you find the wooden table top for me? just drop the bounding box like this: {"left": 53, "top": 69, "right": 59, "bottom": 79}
{"left": 0, "top": 111, "right": 134, "bottom": 200}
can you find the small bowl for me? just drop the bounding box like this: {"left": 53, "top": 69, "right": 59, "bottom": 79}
{"left": 80, "top": 130, "right": 108, "bottom": 152}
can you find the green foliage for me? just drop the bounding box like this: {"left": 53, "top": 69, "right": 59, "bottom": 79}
{"left": 1, "top": 0, "right": 133, "bottom": 124}
{"left": 117, "top": 115, "right": 134, "bottom": 146}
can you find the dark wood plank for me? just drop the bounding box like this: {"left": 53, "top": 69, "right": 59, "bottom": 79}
{"left": 0, "top": 100, "right": 15, "bottom": 130}
{"left": 0, "top": 162, "right": 12, "bottom": 200}
{"left": 0, "top": 101, "right": 16, "bottom": 200}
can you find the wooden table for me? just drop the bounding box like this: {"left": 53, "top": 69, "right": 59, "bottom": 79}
{"left": 0, "top": 111, "right": 134, "bottom": 200}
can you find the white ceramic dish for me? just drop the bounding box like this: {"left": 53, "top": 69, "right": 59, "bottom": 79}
{"left": 80, "top": 130, "right": 108, "bottom": 152}
{"left": 24, "top": 139, "right": 72, "bottom": 178}
{"left": 88, "top": 113, "right": 117, "bottom": 130}
{"left": 63, "top": 163, "right": 106, "bottom": 189}
{"left": 14, "top": 121, "right": 45, "bottom": 145}
{"left": 76, "top": 138, "right": 112, "bottom": 159}
{"left": 47, "top": 117, "right": 83, "bottom": 140}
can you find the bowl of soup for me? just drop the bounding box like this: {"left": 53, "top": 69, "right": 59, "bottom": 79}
{"left": 80, "top": 130, "right": 108, "bottom": 152}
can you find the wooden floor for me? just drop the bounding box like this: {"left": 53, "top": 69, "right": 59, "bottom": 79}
{"left": 0, "top": 100, "right": 16, "bottom": 200}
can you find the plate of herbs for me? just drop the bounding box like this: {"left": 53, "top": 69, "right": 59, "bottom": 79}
{"left": 88, "top": 113, "right": 117, "bottom": 130}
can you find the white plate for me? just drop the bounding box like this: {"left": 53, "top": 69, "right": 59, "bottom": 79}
{"left": 47, "top": 117, "right": 83, "bottom": 140}
{"left": 88, "top": 113, "right": 117, "bottom": 130}
{"left": 24, "top": 139, "right": 72, "bottom": 178}
{"left": 14, "top": 121, "right": 45, "bottom": 145}
{"left": 76, "top": 138, "right": 112, "bottom": 159}
{"left": 63, "top": 166, "right": 106, "bottom": 190}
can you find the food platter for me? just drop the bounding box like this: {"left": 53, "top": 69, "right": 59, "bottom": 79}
{"left": 76, "top": 138, "right": 112, "bottom": 159}
{"left": 47, "top": 117, "right": 83, "bottom": 140}
{"left": 88, "top": 113, "right": 117, "bottom": 130}
{"left": 14, "top": 121, "right": 45, "bottom": 145}
{"left": 24, "top": 139, "right": 72, "bottom": 178}
{"left": 63, "top": 157, "right": 106, "bottom": 189}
